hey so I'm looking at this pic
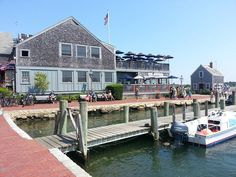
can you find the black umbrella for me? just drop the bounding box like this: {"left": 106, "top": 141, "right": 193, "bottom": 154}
{"left": 153, "top": 58, "right": 164, "bottom": 62}
{"left": 168, "top": 75, "right": 178, "bottom": 79}
{"left": 136, "top": 53, "right": 146, "bottom": 57}
{"left": 122, "top": 55, "right": 132, "bottom": 61}
{"left": 164, "top": 55, "right": 174, "bottom": 59}
{"left": 116, "top": 55, "right": 123, "bottom": 60}
{"left": 156, "top": 54, "right": 165, "bottom": 58}
{"left": 124, "top": 51, "right": 135, "bottom": 56}
{"left": 116, "top": 50, "right": 124, "bottom": 54}
{"left": 146, "top": 53, "right": 156, "bottom": 58}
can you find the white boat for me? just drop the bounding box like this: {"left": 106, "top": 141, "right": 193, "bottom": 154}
{"left": 170, "top": 110, "right": 236, "bottom": 147}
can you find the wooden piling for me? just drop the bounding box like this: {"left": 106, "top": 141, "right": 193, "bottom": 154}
{"left": 172, "top": 104, "right": 176, "bottom": 123}
{"left": 220, "top": 99, "right": 225, "bottom": 110}
{"left": 124, "top": 106, "right": 129, "bottom": 123}
{"left": 204, "top": 101, "right": 208, "bottom": 116}
{"left": 215, "top": 92, "right": 219, "bottom": 108}
{"left": 182, "top": 103, "right": 186, "bottom": 122}
{"left": 58, "top": 100, "right": 68, "bottom": 135}
{"left": 193, "top": 99, "right": 200, "bottom": 119}
{"left": 53, "top": 111, "right": 60, "bottom": 134}
{"left": 232, "top": 91, "right": 236, "bottom": 105}
{"left": 150, "top": 107, "right": 159, "bottom": 140}
{"left": 164, "top": 102, "right": 169, "bottom": 117}
{"left": 79, "top": 101, "right": 88, "bottom": 159}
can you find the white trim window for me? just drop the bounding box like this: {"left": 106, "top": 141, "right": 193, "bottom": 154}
{"left": 76, "top": 45, "right": 87, "bottom": 58}
{"left": 90, "top": 46, "right": 101, "bottom": 59}
{"left": 199, "top": 71, "right": 204, "bottom": 78}
{"left": 193, "top": 83, "right": 197, "bottom": 90}
{"left": 206, "top": 83, "right": 210, "bottom": 90}
{"left": 21, "top": 71, "right": 30, "bottom": 83}
{"left": 60, "top": 43, "right": 72, "bottom": 57}
{"left": 105, "top": 72, "right": 113, "bottom": 82}
{"left": 92, "top": 71, "right": 100, "bottom": 82}
{"left": 78, "top": 71, "right": 87, "bottom": 82}
{"left": 62, "top": 71, "right": 73, "bottom": 82}
{"left": 20, "top": 49, "right": 30, "bottom": 57}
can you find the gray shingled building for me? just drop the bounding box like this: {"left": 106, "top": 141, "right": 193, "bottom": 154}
{"left": 191, "top": 62, "right": 224, "bottom": 93}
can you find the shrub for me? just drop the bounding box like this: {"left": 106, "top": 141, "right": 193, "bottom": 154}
{"left": 0, "top": 87, "right": 12, "bottom": 97}
{"left": 34, "top": 72, "right": 49, "bottom": 93}
{"left": 105, "top": 83, "right": 123, "bottom": 100}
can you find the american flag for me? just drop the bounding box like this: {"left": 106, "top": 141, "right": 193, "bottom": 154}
{"left": 104, "top": 13, "right": 108, "bottom": 25}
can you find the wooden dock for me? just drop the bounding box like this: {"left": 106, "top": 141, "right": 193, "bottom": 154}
{"left": 35, "top": 105, "right": 236, "bottom": 153}
{"left": 36, "top": 119, "right": 169, "bottom": 152}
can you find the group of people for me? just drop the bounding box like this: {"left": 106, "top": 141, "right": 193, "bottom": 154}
{"left": 170, "top": 86, "right": 192, "bottom": 99}
{"left": 84, "top": 90, "right": 115, "bottom": 102}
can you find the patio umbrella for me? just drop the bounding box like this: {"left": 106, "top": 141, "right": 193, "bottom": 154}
{"left": 164, "top": 55, "right": 174, "bottom": 59}
{"left": 168, "top": 75, "right": 178, "bottom": 84}
{"left": 115, "top": 50, "right": 124, "bottom": 54}
{"left": 146, "top": 53, "right": 156, "bottom": 58}
{"left": 122, "top": 55, "right": 132, "bottom": 61}
{"left": 124, "top": 51, "right": 135, "bottom": 56}
{"left": 136, "top": 53, "right": 146, "bottom": 57}
{"left": 153, "top": 58, "right": 164, "bottom": 62}
{"left": 156, "top": 54, "right": 164, "bottom": 58}
{"left": 116, "top": 55, "right": 123, "bottom": 60}
{"left": 134, "top": 75, "right": 144, "bottom": 79}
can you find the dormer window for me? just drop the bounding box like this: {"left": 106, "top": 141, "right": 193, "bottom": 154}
{"left": 20, "top": 49, "right": 30, "bottom": 57}
{"left": 199, "top": 71, "right": 204, "bottom": 78}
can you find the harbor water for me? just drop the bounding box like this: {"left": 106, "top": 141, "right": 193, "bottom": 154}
{"left": 16, "top": 104, "right": 236, "bottom": 177}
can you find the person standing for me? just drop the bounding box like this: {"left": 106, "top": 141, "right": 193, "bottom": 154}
{"left": 135, "top": 86, "right": 139, "bottom": 99}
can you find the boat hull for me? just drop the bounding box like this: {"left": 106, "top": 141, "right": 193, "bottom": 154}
{"left": 188, "top": 125, "right": 236, "bottom": 147}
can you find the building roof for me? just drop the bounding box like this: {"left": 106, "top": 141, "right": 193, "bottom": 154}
{"left": 202, "top": 65, "right": 223, "bottom": 76}
{"left": 16, "top": 17, "right": 115, "bottom": 53}
{"left": 0, "top": 33, "right": 13, "bottom": 54}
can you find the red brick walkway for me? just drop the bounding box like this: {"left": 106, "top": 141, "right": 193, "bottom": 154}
{"left": 0, "top": 115, "right": 75, "bottom": 177}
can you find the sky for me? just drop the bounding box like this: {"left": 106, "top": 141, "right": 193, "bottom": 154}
{"left": 1, "top": 0, "right": 236, "bottom": 84}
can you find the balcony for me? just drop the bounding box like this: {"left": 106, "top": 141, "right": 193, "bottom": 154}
{"left": 116, "top": 61, "right": 169, "bottom": 72}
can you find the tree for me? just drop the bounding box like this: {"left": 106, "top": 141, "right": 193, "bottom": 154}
{"left": 34, "top": 72, "right": 49, "bottom": 93}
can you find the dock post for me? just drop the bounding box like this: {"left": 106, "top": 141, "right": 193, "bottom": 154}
{"left": 232, "top": 91, "right": 236, "bottom": 105}
{"left": 172, "top": 104, "right": 176, "bottom": 122}
{"left": 150, "top": 107, "right": 159, "bottom": 140}
{"left": 79, "top": 101, "right": 88, "bottom": 159}
{"left": 193, "top": 99, "right": 200, "bottom": 119}
{"left": 164, "top": 102, "right": 169, "bottom": 117}
{"left": 124, "top": 106, "right": 129, "bottom": 123}
{"left": 205, "top": 101, "right": 208, "bottom": 116}
{"left": 215, "top": 92, "right": 219, "bottom": 108}
{"left": 58, "top": 100, "right": 68, "bottom": 135}
{"left": 220, "top": 99, "right": 225, "bottom": 110}
{"left": 182, "top": 103, "right": 186, "bottom": 122}
{"left": 53, "top": 111, "right": 60, "bottom": 134}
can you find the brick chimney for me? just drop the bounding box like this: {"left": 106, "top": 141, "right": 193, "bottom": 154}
{"left": 209, "top": 62, "right": 213, "bottom": 68}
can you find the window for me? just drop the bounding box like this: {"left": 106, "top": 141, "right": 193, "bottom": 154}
{"left": 193, "top": 83, "right": 197, "bottom": 90}
{"left": 76, "top": 45, "right": 87, "bottom": 58}
{"left": 78, "top": 71, "right": 87, "bottom": 82}
{"left": 199, "top": 71, "right": 204, "bottom": 78}
{"left": 206, "top": 83, "right": 210, "bottom": 90}
{"left": 21, "top": 71, "right": 30, "bottom": 83}
{"left": 60, "top": 43, "right": 72, "bottom": 56}
{"left": 92, "top": 71, "right": 100, "bottom": 82}
{"left": 105, "top": 72, "right": 112, "bottom": 82}
{"left": 20, "top": 49, "right": 30, "bottom": 57}
{"left": 62, "top": 71, "right": 72, "bottom": 82}
{"left": 90, "top": 46, "right": 101, "bottom": 59}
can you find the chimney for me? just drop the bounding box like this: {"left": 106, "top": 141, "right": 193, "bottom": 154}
{"left": 209, "top": 62, "right": 213, "bottom": 68}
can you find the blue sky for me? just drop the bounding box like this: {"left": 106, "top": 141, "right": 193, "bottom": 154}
{"left": 1, "top": 0, "right": 236, "bottom": 84}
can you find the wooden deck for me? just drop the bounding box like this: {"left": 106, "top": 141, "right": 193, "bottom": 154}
{"left": 35, "top": 119, "right": 170, "bottom": 152}
{"left": 35, "top": 105, "right": 236, "bottom": 153}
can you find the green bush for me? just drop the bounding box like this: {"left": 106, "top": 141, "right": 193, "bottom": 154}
{"left": 199, "top": 89, "right": 210, "bottom": 95}
{"left": 56, "top": 94, "right": 80, "bottom": 101}
{"left": 105, "top": 83, "right": 123, "bottom": 100}
{"left": 0, "top": 87, "right": 12, "bottom": 97}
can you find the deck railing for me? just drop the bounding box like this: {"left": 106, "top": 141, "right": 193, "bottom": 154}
{"left": 116, "top": 61, "right": 169, "bottom": 71}
{"left": 123, "top": 84, "right": 171, "bottom": 93}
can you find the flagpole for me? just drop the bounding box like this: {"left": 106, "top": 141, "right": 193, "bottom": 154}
{"left": 107, "top": 11, "right": 111, "bottom": 44}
